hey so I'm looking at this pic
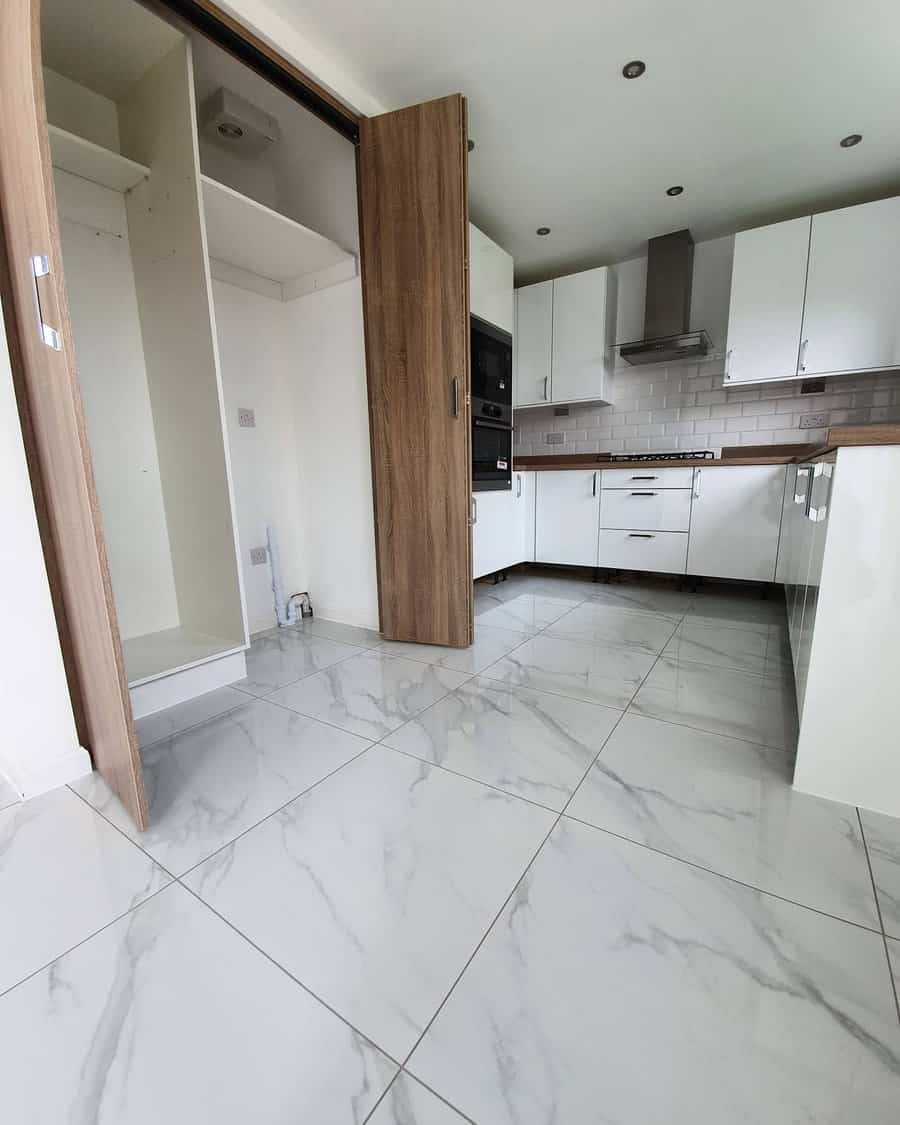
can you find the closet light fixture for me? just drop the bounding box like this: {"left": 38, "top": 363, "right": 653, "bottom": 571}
{"left": 218, "top": 122, "right": 244, "bottom": 140}
{"left": 840, "top": 133, "right": 862, "bottom": 148}
{"left": 536, "top": 227, "right": 551, "bottom": 236}
{"left": 666, "top": 185, "right": 684, "bottom": 196}
{"left": 622, "top": 60, "right": 646, "bottom": 79}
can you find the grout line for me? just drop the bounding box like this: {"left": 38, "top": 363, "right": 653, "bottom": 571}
{"left": 362, "top": 1069, "right": 479, "bottom": 1125}
{"left": 562, "top": 811, "right": 886, "bottom": 937}
{"left": 619, "top": 707, "right": 795, "bottom": 755}
{"left": 857, "top": 810, "right": 900, "bottom": 1024}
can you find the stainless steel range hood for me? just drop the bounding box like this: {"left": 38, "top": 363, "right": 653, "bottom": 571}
{"left": 617, "top": 229, "right": 710, "bottom": 366}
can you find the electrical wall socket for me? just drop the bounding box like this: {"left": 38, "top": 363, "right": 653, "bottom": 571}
{"left": 249, "top": 546, "right": 268, "bottom": 565}
{"left": 546, "top": 432, "right": 565, "bottom": 445}
{"left": 799, "top": 412, "right": 829, "bottom": 429}
{"left": 238, "top": 407, "right": 256, "bottom": 428}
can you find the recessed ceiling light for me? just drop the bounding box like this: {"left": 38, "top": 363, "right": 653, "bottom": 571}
{"left": 467, "top": 138, "right": 475, "bottom": 152}
{"left": 666, "top": 185, "right": 684, "bottom": 197}
{"left": 622, "top": 60, "right": 646, "bottom": 79}
{"left": 536, "top": 227, "right": 551, "bottom": 236}
{"left": 840, "top": 133, "right": 862, "bottom": 148}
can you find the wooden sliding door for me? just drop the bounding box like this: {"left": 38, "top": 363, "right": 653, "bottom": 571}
{"left": 0, "top": 0, "right": 148, "bottom": 826}
{"left": 358, "top": 94, "right": 473, "bottom": 646}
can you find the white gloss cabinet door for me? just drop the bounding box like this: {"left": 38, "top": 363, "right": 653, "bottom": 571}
{"left": 801, "top": 196, "right": 900, "bottom": 377}
{"left": 469, "top": 223, "right": 514, "bottom": 333}
{"left": 725, "top": 217, "right": 810, "bottom": 385}
{"left": 687, "top": 466, "right": 786, "bottom": 581}
{"left": 534, "top": 471, "right": 600, "bottom": 566}
{"left": 472, "top": 490, "right": 517, "bottom": 579}
{"left": 514, "top": 281, "right": 552, "bottom": 406}
{"left": 550, "top": 267, "right": 613, "bottom": 405}
{"left": 513, "top": 471, "right": 536, "bottom": 563}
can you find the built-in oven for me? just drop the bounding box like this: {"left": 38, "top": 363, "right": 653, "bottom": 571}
{"left": 472, "top": 418, "right": 512, "bottom": 492}
{"left": 471, "top": 315, "right": 513, "bottom": 491}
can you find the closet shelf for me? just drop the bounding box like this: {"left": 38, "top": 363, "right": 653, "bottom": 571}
{"left": 48, "top": 124, "right": 150, "bottom": 193}
{"left": 201, "top": 175, "right": 357, "bottom": 300}
{"left": 123, "top": 625, "right": 245, "bottom": 687}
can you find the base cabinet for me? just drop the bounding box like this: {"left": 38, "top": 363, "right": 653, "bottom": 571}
{"left": 534, "top": 470, "right": 600, "bottom": 566}
{"left": 597, "top": 529, "right": 688, "bottom": 573}
{"left": 686, "top": 465, "right": 786, "bottom": 581}
{"left": 473, "top": 472, "right": 535, "bottom": 579}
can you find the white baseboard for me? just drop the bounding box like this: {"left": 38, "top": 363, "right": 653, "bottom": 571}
{"left": 0, "top": 743, "right": 92, "bottom": 802}
{"left": 129, "top": 651, "right": 247, "bottom": 719}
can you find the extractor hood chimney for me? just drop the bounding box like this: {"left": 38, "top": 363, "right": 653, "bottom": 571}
{"left": 617, "top": 229, "right": 710, "bottom": 365}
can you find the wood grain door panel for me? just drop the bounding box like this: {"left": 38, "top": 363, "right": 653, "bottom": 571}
{"left": 358, "top": 94, "right": 473, "bottom": 646}
{"left": 0, "top": 0, "right": 148, "bottom": 827}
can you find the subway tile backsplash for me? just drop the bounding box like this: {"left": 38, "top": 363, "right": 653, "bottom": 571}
{"left": 514, "top": 358, "right": 900, "bottom": 457}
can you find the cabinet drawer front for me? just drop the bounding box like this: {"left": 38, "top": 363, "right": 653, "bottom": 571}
{"left": 598, "top": 530, "right": 688, "bottom": 574}
{"left": 600, "top": 488, "right": 691, "bottom": 532}
{"left": 601, "top": 467, "right": 694, "bottom": 490}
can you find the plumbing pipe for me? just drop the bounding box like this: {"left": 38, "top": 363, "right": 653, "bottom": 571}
{"left": 266, "top": 524, "right": 298, "bottom": 627}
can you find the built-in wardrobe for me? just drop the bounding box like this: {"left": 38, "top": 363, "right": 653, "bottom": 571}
{"left": 2, "top": 0, "right": 472, "bottom": 827}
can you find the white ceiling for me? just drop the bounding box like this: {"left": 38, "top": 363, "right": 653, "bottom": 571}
{"left": 264, "top": 0, "right": 900, "bottom": 281}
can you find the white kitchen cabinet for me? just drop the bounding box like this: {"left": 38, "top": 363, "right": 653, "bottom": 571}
{"left": 514, "top": 281, "right": 553, "bottom": 406}
{"left": 724, "top": 217, "right": 810, "bottom": 386}
{"left": 534, "top": 471, "right": 600, "bottom": 566}
{"left": 550, "top": 267, "right": 615, "bottom": 405}
{"left": 597, "top": 530, "right": 688, "bottom": 574}
{"left": 793, "top": 461, "right": 833, "bottom": 714}
{"left": 800, "top": 196, "right": 900, "bottom": 377}
{"left": 472, "top": 490, "right": 516, "bottom": 579}
{"left": 600, "top": 488, "right": 692, "bottom": 532}
{"left": 513, "top": 471, "right": 536, "bottom": 563}
{"left": 470, "top": 223, "right": 514, "bottom": 333}
{"left": 686, "top": 465, "right": 786, "bottom": 581}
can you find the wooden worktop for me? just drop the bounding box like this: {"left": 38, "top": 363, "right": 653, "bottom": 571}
{"left": 514, "top": 424, "right": 900, "bottom": 472}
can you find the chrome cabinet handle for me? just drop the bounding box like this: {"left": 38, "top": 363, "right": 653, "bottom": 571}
{"left": 30, "top": 254, "right": 62, "bottom": 351}
{"left": 629, "top": 491, "right": 657, "bottom": 497}
{"left": 451, "top": 377, "right": 459, "bottom": 417}
{"left": 724, "top": 347, "right": 733, "bottom": 382}
{"left": 472, "top": 497, "right": 477, "bottom": 524}
{"left": 692, "top": 469, "right": 702, "bottom": 500}
{"left": 516, "top": 473, "right": 522, "bottom": 498}
{"left": 592, "top": 471, "right": 598, "bottom": 497}
{"left": 806, "top": 462, "right": 833, "bottom": 522}
{"left": 628, "top": 533, "right": 655, "bottom": 539}
{"left": 542, "top": 375, "right": 549, "bottom": 401}
{"left": 631, "top": 475, "right": 658, "bottom": 481}
{"left": 799, "top": 338, "right": 809, "bottom": 373}
{"left": 794, "top": 465, "right": 812, "bottom": 505}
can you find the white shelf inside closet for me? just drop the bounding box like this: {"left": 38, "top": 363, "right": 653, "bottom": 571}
{"left": 48, "top": 124, "right": 150, "bottom": 193}
{"left": 123, "top": 626, "right": 245, "bottom": 687}
{"left": 200, "top": 174, "right": 357, "bottom": 300}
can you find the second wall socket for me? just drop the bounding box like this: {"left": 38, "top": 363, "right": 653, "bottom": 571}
{"left": 249, "top": 546, "right": 268, "bottom": 566}
{"left": 238, "top": 407, "right": 256, "bottom": 428}
{"left": 799, "top": 412, "right": 830, "bottom": 429}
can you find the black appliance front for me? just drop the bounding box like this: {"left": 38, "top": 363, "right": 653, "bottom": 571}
{"left": 471, "top": 314, "right": 512, "bottom": 427}
{"left": 472, "top": 418, "right": 512, "bottom": 492}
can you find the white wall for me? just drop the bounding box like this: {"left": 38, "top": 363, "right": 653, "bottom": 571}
{"left": 0, "top": 297, "right": 89, "bottom": 799}
{"left": 54, "top": 169, "right": 180, "bottom": 640}
{"left": 43, "top": 66, "right": 120, "bottom": 150}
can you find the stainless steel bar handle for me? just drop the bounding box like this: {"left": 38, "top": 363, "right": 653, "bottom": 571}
{"left": 516, "top": 474, "right": 522, "bottom": 498}
{"left": 799, "top": 338, "right": 809, "bottom": 373}
{"left": 451, "top": 377, "right": 459, "bottom": 417}
{"left": 592, "top": 471, "right": 598, "bottom": 497}
{"left": 30, "top": 254, "right": 62, "bottom": 351}
{"left": 807, "top": 461, "right": 833, "bottom": 522}
{"left": 631, "top": 475, "right": 658, "bottom": 481}
{"left": 628, "top": 533, "right": 655, "bottom": 539}
{"left": 543, "top": 376, "right": 549, "bottom": 401}
{"left": 794, "top": 465, "right": 812, "bottom": 505}
{"left": 692, "top": 469, "right": 702, "bottom": 500}
{"left": 472, "top": 496, "right": 477, "bottom": 524}
{"left": 630, "top": 491, "right": 657, "bottom": 497}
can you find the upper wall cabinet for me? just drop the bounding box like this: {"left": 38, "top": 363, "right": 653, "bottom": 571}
{"left": 469, "top": 223, "right": 514, "bottom": 333}
{"left": 725, "top": 217, "right": 809, "bottom": 386}
{"left": 515, "top": 266, "right": 615, "bottom": 408}
{"left": 800, "top": 196, "right": 900, "bottom": 378}
{"left": 725, "top": 195, "right": 900, "bottom": 385}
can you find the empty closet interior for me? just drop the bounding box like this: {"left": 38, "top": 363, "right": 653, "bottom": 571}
{"left": 40, "top": 0, "right": 378, "bottom": 719}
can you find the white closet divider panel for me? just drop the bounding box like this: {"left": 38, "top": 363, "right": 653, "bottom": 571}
{"left": 201, "top": 175, "right": 357, "bottom": 300}
{"left": 48, "top": 124, "right": 149, "bottom": 192}
{"left": 119, "top": 38, "right": 247, "bottom": 684}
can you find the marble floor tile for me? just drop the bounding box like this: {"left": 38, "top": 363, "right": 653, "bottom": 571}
{"left": 545, "top": 602, "right": 680, "bottom": 653}
{"left": 474, "top": 573, "right": 597, "bottom": 607}
{"left": 239, "top": 630, "right": 363, "bottom": 697}
{"left": 686, "top": 590, "right": 788, "bottom": 634}
{"left": 629, "top": 656, "right": 797, "bottom": 750}
{"left": 860, "top": 809, "right": 900, "bottom": 939}
{"left": 409, "top": 820, "right": 900, "bottom": 1125}
{"left": 0, "top": 773, "right": 19, "bottom": 812}
{"left": 268, "top": 652, "right": 469, "bottom": 741}
{"left": 663, "top": 618, "right": 791, "bottom": 676}
{"left": 368, "top": 1073, "right": 469, "bottom": 1124}
{"left": 293, "top": 617, "right": 385, "bottom": 649}
{"left": 481, "top": 633, "right": 656, "bottom": 709}
{"left": 585, "top": 580, "right": 696, "bottom": 616}
{"left": 134, "top": 686, "right": 249, "bottom": 749}
{"left": 0, "top": 883, "right": 395, "bottom": 1125}
{"left": 888, "top": 939, "right": 900, "bottom": 996}
{"left": 384, "top": 677, "right": 620, "bottom": 810}
{"left": 0, "top": 788, "right": 169, "bottom": 995}
{"left": 72, "top": 698, "right": 369, "bottom": 875}
{"left": 185, "top": 746, "right": 554, "bottom": 1059}
{"left": 568, "top": 714, "right": 879, "bottom": 927}
{"left": 376, "top": 625, "right": 529, "bottom": 675}
{"left": 473, "top": 593, "right": 582, "bottom": 634}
